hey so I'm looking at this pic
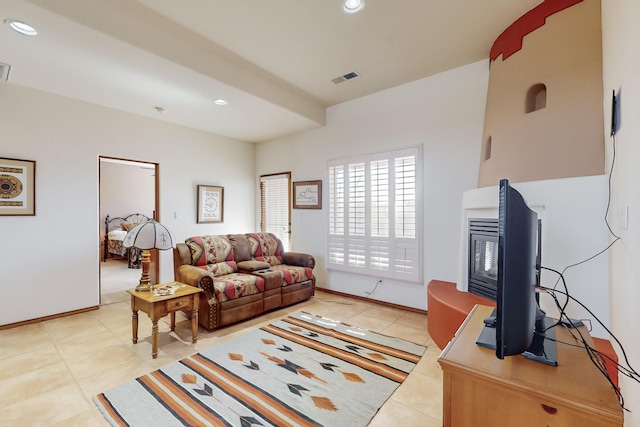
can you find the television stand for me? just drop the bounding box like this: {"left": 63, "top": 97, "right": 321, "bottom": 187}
{"left": 476, "top": 308, "right": 558, "bottom": 366}
{"left": 439, "top": 305, "right": 622, "bottom": 427}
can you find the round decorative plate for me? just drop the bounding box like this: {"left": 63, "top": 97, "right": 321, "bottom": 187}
{"left": 0, "top": 174, "right": 23, "bottom": 199}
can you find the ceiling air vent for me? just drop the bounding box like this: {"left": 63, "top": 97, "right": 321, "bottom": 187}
{"left": 332, "top": 71, "right": 359, "bottom": 84}
{"left": 0, "top": 62, "right": 11, "bottom": 82}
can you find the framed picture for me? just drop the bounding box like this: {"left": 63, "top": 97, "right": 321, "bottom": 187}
{"left": 197, "top": 185, "right": 224, "bottom": 223}
{"left": 293, "top": 180, "right": 322, "bottom": 209}
{"left": 0, "top": 157, "right": 36, "bottom": 216}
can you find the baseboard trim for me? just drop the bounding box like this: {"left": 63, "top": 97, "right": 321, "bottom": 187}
{"left": 0, "top": 306, "right": 99, "bottom": 330}
{"left": 316, "top": 287, "right": 427, "bottom": 315}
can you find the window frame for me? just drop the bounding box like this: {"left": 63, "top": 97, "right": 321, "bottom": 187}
{"left": 260, "top": 172, "right": 291, "bottom": 251}
{"left": 327, "top": 146, "right": 422, "bottom": 283}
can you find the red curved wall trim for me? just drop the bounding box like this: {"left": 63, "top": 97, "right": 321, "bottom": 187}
{"left": 490, "top": 0, "right": 583, "bottom": 62}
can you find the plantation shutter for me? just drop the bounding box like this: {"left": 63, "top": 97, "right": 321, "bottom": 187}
{"left": 260, "top": 172, "right": 291, "bottom": 251}
{"left": 328, "top": 146, "right": 421, "bottom": 283}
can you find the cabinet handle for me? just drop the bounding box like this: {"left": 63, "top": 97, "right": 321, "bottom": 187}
{"left": 176, "top": 302, "right": 182, "bottom": 306}
{"left": 541, "top": 404, "right": 557, "bottom": 414}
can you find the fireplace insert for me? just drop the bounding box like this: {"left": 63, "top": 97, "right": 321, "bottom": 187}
{"left": 468, "top": 218, "right": 499, "bottom": 300}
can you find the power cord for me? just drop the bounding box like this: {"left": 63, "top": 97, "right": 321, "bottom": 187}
{"left": 538, "top": 268, "right": 640, "bottom": 411}
{"left": 552, "top": 132, "right": 621, "bottom": 290}
{"left": 364, "top": 279, "right": 383, "bottom": 297}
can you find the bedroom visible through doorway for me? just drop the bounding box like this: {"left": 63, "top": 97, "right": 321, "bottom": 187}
{"left": 99, "top": 157, "right": 158, "bottom": 304}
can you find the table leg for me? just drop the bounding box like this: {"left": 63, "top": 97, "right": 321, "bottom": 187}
{"left": 132, "top": 309, "right": 138, "bottom": 344}
{"left": 151, "top": 320, "right": 159, "bottom": 359}
{"left": 170, "top": 312, "right": 176, "bottom": 331}
{"left": 192, "top": 308, "right": 199, "bottom": 343}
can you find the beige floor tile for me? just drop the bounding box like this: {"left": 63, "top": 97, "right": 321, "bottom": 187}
{"left": 343, "top": 313, "right": 394, "bottom": 332}
{"left": 391, "top": 370, "right": 443, "bottom": 420}
{"left": 0, "top": 325, "right": 54, "bottom": 360}
{"left": 1, "top": 383, "right": 90, "bottom": 426}
{"left": 42, "top": 315, "right": 110, "bottom": 341}
{"left": 395, "top": 310, "right": 429, "bottom": 328}
{"left": 65, "top": 342, "right": 141, "bottom": 380}
{"left": 78, "top": 358, "right": 153, "bottom": 398}
{"left": 55, "top": 328, "right": 126, "bottom": 359}
{"left": 381, "top": 322, "right": 430, "bottom": 346}
{"left": 0, "top": 293, "right": 443, "bottom": 426}
{"left": 0, "top": 344, "right": 62, "bottom": 382}
{"left": 361, "top": 304, "right": 407, "bottom": 322}
{"left": 51, "top": 409, "right": 107, "bottom": 427}
{"left": 0, "top": 361, "right": 75, "bottom": 409}
{"left": 369, "top": 398, "right": 442, "bottom": 427}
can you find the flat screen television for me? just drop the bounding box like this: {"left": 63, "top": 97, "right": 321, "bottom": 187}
{"left": 476, "top": 179, "right": 557, "bottom": 366}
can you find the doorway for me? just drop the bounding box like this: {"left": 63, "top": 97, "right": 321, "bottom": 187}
{"left": 99, "top": 157, "right": 159, "bottom": 304}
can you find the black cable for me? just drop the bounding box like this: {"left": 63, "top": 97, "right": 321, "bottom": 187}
{"left": 605, "top": 133, "right": 620, "bottom": 239}
{"left": 551, "top": 131, "right": 621, "bottom": 290}
{"left": 542, "top": 287, "right": 626, "bottom": 408}
{"left": 545, "top": 286, "right": 639, "bottom": 381}
{"left": 364, "top": 279, "right": 383, "bottom": 297}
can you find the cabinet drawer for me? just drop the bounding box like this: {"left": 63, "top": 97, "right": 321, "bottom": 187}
{"left": 447, "top": 373, "right": 620, "bottom": 427}
{"left": 166, "top": 296, "right": 192, "bottom": 311}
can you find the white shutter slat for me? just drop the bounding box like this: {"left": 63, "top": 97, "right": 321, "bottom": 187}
{"left": 328, "top": 147, "right": 421, "bottom": 283}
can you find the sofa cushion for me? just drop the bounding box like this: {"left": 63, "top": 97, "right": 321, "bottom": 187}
{"left": 228, "top": 234, "right": 252, "bottom": 262}
{"left": 245, "top": 233, "right": 284, "bottom": 265}
{"left": 185, "top": 235, "right": 237, "bottom": 276}
{"left": 212, "top": 273, "right": 265, "bottom": 302}
{"left": 237, "top": 260, "right": 271, "bottom": 272}
{"left": 269, "top": 264, "right": 314, "bottom": 286}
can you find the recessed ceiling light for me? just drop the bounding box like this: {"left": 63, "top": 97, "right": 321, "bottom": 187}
{"left": 214, "top": 99, "right": 228, "bottom": 106}
{"left": 4, "top": 19, "right": 38, "bottom": 36}
{"left": 343, "top": 0, "right": 365, "bottom": 13}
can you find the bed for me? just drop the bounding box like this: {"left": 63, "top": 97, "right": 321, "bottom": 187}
{"left": 103, "top": 213, "right": 153, "bottom": 268}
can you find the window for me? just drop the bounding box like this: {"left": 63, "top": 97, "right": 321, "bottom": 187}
{"left": 328, "top": 146, "right": 421, "bottom": 282}
{"left": 260, "top": 173, "right": 291, "bottom": 251}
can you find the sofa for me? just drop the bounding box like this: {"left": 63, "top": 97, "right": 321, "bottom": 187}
{"left": 173, "top": 232, "right": 316, "bottom": 330}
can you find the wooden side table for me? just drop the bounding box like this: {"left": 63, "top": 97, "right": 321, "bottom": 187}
{"left": 127, "top": 282, "right": 203, "bottom": 359}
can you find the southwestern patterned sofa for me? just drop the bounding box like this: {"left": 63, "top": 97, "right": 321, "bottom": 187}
{"left": 173, "top": 232, "right": 315, "bottom": 330}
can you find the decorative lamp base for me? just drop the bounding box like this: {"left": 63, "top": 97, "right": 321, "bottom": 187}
{"left": 135, "top": 249, "right": 153, "bottom": 292}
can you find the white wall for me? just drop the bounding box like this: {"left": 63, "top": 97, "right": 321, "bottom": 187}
{"left": 99, "top": 160, "right": 155, "bottom": 241}
{"left": 256, "top": 60, "right": 488, "bottom": 310}
{"left": 602, "top": 0, "right": 640, "bottom": 423}
{"left": 0, "top": 84, "right": 256, "bottom": 326}
{"left": 457, "top": 175, "right": 611, "bottom": 338}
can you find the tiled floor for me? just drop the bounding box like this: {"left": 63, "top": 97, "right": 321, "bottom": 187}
{"left": 0, "top": 291, "right": 443, "bottom": 426}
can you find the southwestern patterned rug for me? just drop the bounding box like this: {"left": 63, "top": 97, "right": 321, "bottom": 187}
{"left": 94, "top": 311, "right": 426, "bottom": 427}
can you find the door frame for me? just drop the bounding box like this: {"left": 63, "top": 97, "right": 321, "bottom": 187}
{"left": 98, "top": 156, "right": 160, "bottom": 299}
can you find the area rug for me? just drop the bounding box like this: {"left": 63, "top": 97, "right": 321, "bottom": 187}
{"left": 94, "top": 311, "right": 426, "bottom": 427}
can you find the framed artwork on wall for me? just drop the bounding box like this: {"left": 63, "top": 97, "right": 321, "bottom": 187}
{"left": 0, "top": 157, "right": 36, "bottom": 216}
{"left": 197, "top": 185, "right": 224, "bottom": 223}
{"left": 293, "top": 180, "right": 322, "bottom": 209}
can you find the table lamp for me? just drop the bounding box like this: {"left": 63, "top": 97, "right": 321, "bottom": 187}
{"left": 123, "top": 220, "right": 175, "bottom": 292}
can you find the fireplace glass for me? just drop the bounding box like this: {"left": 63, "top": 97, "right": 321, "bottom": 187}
{"left": 468, "top": 219, "right": 499, "bottom": 300}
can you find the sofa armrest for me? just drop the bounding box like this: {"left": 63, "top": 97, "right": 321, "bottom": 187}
{"left": 175, "top": 265, "right": 218, "bottom": 304}
{"left": 173, "top": 243, "right": 192, "bottom": 278}
{"left": 282, "top": 252, "right": 315, "bottom": 269}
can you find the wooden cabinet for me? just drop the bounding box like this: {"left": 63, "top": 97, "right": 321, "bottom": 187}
{"left": 438, "top": 305, "right": 623, "bottom": 427}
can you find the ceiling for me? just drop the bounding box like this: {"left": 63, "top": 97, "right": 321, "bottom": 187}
{"left": 1, "top": 0, "right": 541, "bottom": 142}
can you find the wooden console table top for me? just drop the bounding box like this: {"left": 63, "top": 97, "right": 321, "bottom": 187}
{"left": 438, "top": 304, "right": 622, "bottom": 426}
